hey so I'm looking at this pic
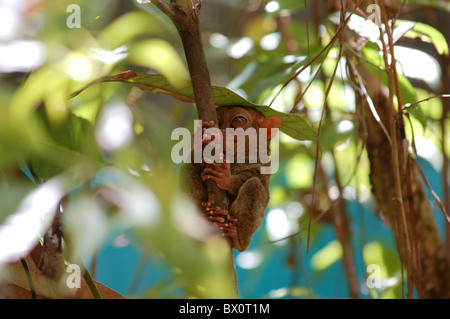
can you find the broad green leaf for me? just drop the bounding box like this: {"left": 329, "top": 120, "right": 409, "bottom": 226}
{"left": 329, "top": 12, "right": 380, "bottom": 43}
{"left": 277, "top": 0, "right": 312, "bottom": 12}
{"left": 406, "top": 0, "right": 450, "bottom": 11}
{"left": 30, "top": 110, "right": 101, "bottom": 179}
{"left": 361, "top": 47, "right": 426, "bottom": 127}
{"left": 319, "top": 119, "right": 353, "bottom": 151}
{"left": 99, "top": 11, "right": 168, "bottom": 49}
{"left": 399, "top": 20, "right": 449, "bottom": 55}
{"left": 127, "top": 39, "right": 189, "bottom": 85}
{"left": 70, "top": 71, "right": 317, "bottom": 142}
{"left": 10, "top": 66, "right": 71, "bottom": 126}
{"left": 392, "top": 22, "right": 414, "bottom": 45}
{"left": 0, "top": 183, "right": 36, "bottom": 224}
{"left": 361, "top": 47, "right": 417, "bottom": 106}
{"left": 228, "top": 58, "right": 299, "bottom": 102}
{"left": 134, "top": 171, "right": 237, "bottom": 298}
{"left": 0, "top": 115, "right": 43, "bottom": 172}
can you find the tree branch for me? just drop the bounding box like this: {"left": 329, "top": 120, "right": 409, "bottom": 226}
{"left": 150, "top": 0, "right": 175, "bottom": 17}
{"left": 151, "top": 0, "right": 236, "bottom": 296}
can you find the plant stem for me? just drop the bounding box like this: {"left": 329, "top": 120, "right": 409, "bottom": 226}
{"left": 157, "top": 0, "right": 228, "bottom": 210}
{"left": 151, "top": 0, "right": 236, "bottom": 297}
{"left": 379, "top": 0, "right": 412, "bottom": 298}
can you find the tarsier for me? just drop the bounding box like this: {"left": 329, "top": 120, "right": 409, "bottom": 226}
{"left": 182, "top": 106, "right": 282, "bottom": 251}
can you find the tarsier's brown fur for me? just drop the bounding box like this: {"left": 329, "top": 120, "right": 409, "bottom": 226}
{"left": 182, "top": 106, "right": 282, "bottom": 251}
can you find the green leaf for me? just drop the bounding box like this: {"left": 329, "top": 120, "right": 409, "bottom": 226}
{"left": 228, "top": 58, "right": 298, "bottom": 102}
{"left": 311, "top": 240, "right": 343, "bottom": 271}
{"left": 401, "top": 0, "right": 450, "bottom": 14}
{"left": 0, "top": 115, "right": 44, "bottom": 172}
{"left": 361, "top": 47, "right": 417, "bottom": 106}
{"left": 277, "top": 0, "right": 312, "bottom": 12}
{"left": 127, "top": 39, "right": 189, "bottom": 85}
{"left": 319, "top": 119, "right": 353, "bottom": 151}
{"left": 399, "top": 20, "right": 449, "bottom": 55}
{"left": 329, "top": 12, "right": 380, "bottom": 43}
{"left": 361, "top": 47, "right": 428, "bottom": 128}
{"left": 70, "top": 71, "right": 317, "bottom": 142}
{"left": 98, "top": 11, "right": 168, "bottom": 49}
{"left": 30, "top": 110, "right": 100, "bottom": 179}
{"left": 0, "top": 183, "right": 36, "bottom": 224}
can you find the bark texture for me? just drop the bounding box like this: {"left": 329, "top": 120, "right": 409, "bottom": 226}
{"left": 361, "top": 67, "right": 450, "bottom": 298}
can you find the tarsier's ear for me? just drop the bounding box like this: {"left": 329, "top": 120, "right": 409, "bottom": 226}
{"left": 260, "top": 115, "right": 282, "bottom": 141}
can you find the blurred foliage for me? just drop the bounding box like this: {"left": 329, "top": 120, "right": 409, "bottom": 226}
{"left": 0, "top": 0, "right": 449, "bottom": 299}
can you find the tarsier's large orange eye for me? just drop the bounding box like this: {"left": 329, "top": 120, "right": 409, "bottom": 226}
{"left": 230, "top": 116, "right": 247, "bottom": 128}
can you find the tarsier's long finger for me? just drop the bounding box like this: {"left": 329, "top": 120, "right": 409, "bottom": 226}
{"left": 219, "top": 224, "right": 236, "bottom": 231}
{"left": 201, "top": 167, "right": 222, "bottom": 179}
{"left": 200, "top": 121, "right": 215, "bottom": 136}
{"left": 201, "top": 201, "right": 210, "bottom": 208}
{"left": 205, "top": 210, "right": 230, "bottom": 223}
{"left": 202, "top": 202, "right": 233, "bottom": 216}
{"left": 202, "top": 204, "right": 232, "bottom": 224}
{"left": 209, "top": 210, "right": 237, "bottom": 222}
{"left": 207, "top": 156, "right": 230, "bottom": 170}
{"left": 201, "top": 202, "right": 222, "bottom": 210}
{"left": 201, "top": 175, "right": 222, "bottom": 186}
{"left": 202, "top": 120, "right": 215, "bottom": 128}
{"left": 205, "top": 209, "right": 230, "bottom": 218}
{"left": 202, "top": 135, "right": 222, "bottom": 149}
{"left": 202, "top": 136, "right": 219, "bottom": 144}
{"left": 220, "top": 226, "right": 238, "bottom": 240}
{"left": 195, "top": 121, "right": 214, "bottom": 137}
{"left": 202, "top": 203, "right": 224, "bottom": 214}
{"left": 208, "top": 216, "right": 227, "bottom": 224}
{"left": 226, "top": 214, "right": 238, "bottom": 224}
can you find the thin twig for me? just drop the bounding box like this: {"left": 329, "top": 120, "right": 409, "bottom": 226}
{"left": 306, "top": 39, "right": 344, "bottom": 254}
{"left": 20, "top": 258, "right": 37, "bottom": 299}
{"left": 150, "top": 0, "right": 175, "bottom": 17}
{"left": 414, "top": 159, "right": 450, "bottom": 223}
{"left": 379, "top": 0, "right": 413, "bottom": 298}
{"left": 269, "top": 0, "right": 363, "bottom": 108}
{"left": 402, "top": 94, "right": 450, "bottom": 111}
{"left": 347, "top": 58, "right": 392, "bottom": 145}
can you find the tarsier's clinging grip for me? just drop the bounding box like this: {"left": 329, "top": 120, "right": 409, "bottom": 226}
{"left": 182, "top": 106, "right": 282, "bottom": 252}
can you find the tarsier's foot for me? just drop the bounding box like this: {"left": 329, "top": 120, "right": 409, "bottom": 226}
{"left": 202, "top": 202, "right": 239, "bottom": 248}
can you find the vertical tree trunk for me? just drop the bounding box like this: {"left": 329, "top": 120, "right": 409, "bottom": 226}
{"left": 359, "top": 66, "right": 450, "bottom": 298}
{"left": 151, "top": 0, "right": 237, "bottom": 297}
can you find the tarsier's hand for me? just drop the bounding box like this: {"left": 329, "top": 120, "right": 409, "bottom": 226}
{"left": 200, "top": 120, "right": 222, "bottom": 148}
{"left": 201, "top": 154, "right": 232, "bottom": 192}
{"left": 198, "top": 120, "right": 231, "bottom": 191}
{"left": 202, "top": 202, "right": 239, "bottom": 248}
{"left": 193, "top": 120, "right": 221, "bottom": 156}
